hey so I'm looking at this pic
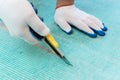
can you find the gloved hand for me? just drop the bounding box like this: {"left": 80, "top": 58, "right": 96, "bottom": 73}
{"left": 54, "top": 5, "right": 107, "bottom": 38}
{"left": 0, "top": 0, "right": 50, "bottom": 44}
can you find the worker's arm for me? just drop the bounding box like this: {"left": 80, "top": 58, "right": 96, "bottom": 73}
{"left": 55, "top": 0, "right": 107, "bottom": 38}
{"left": 0, "top": 0, "right": 50, "bottom": 45}
{"left": 56, "top": 0, "right": 74, "bottom": 8}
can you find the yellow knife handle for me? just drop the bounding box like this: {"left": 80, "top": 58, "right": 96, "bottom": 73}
{"left": 46, "top": 34, "right": 59, "bottom": 48}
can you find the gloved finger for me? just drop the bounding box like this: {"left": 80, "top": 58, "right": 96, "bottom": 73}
{"left": 4, "top": 22, "right": 39, "bottom": 45}
{"left": 67, "top": 18, "right": 97, "bottom": 38}
{"left": 26, "top": 14, "right": 50, "bottom": 36}
{"left": 102, "top": 23, "right": 108, "bottom": 31}
{"left": 55, "top": 19, "right": 73, "bottom": 34}
{"left": 20, "top": 26, "right": 40, "bottom": 45}
{"left": 88, "top": 15, "right": 107, "bottom": 31}
{"left": 83, "top": 18, "right": 105, "bottom": 36}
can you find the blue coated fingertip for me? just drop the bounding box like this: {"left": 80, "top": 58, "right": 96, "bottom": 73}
{"left": 66, "top": 30, "right": 74, "bottom": 35}
{"left": 31, "top": 2, "right": 38, "bottom": 14}
{"left": 102, "top": 23, "right": 108, "bottom": 31}
{"left": 33, "top": 7, "right": 38, "bottom": 14}
{"left": 62, "top": 29, "right": 73, "bottom": 35}
{"left": 29, "top": 27, "right": 44, "bottom": 40}
{"left": 86, "top": 33, "right": 97, "bottom": 38}
{"left": 102, "top": 26, "right": 108, "bottom": 31}
{"left": 31, "top": 2, "right": 34, "bottom": 6}
{"left": 90, "top": 27, "right": 105, "bottom": 36}
{"left": 38, "top": 16, "right": 44, "bottom": 21}
{"left": 94, "top": 30, "right": 105, "bottom": 36}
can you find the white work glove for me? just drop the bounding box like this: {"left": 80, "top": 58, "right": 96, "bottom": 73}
{"left": 0, "top": 0, "right": 50, "bottom": 44}
{"left": 54, "top": 5, "right": 107, "bottom": 38}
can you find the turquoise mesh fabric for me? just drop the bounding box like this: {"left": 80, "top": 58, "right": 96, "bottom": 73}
{"left": 0, "top": 0, "right": 120, "bottom": 80}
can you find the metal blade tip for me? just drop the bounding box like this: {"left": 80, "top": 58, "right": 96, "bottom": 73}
{"left": 62, "top": 56, "right": 73, "bottom": 66}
